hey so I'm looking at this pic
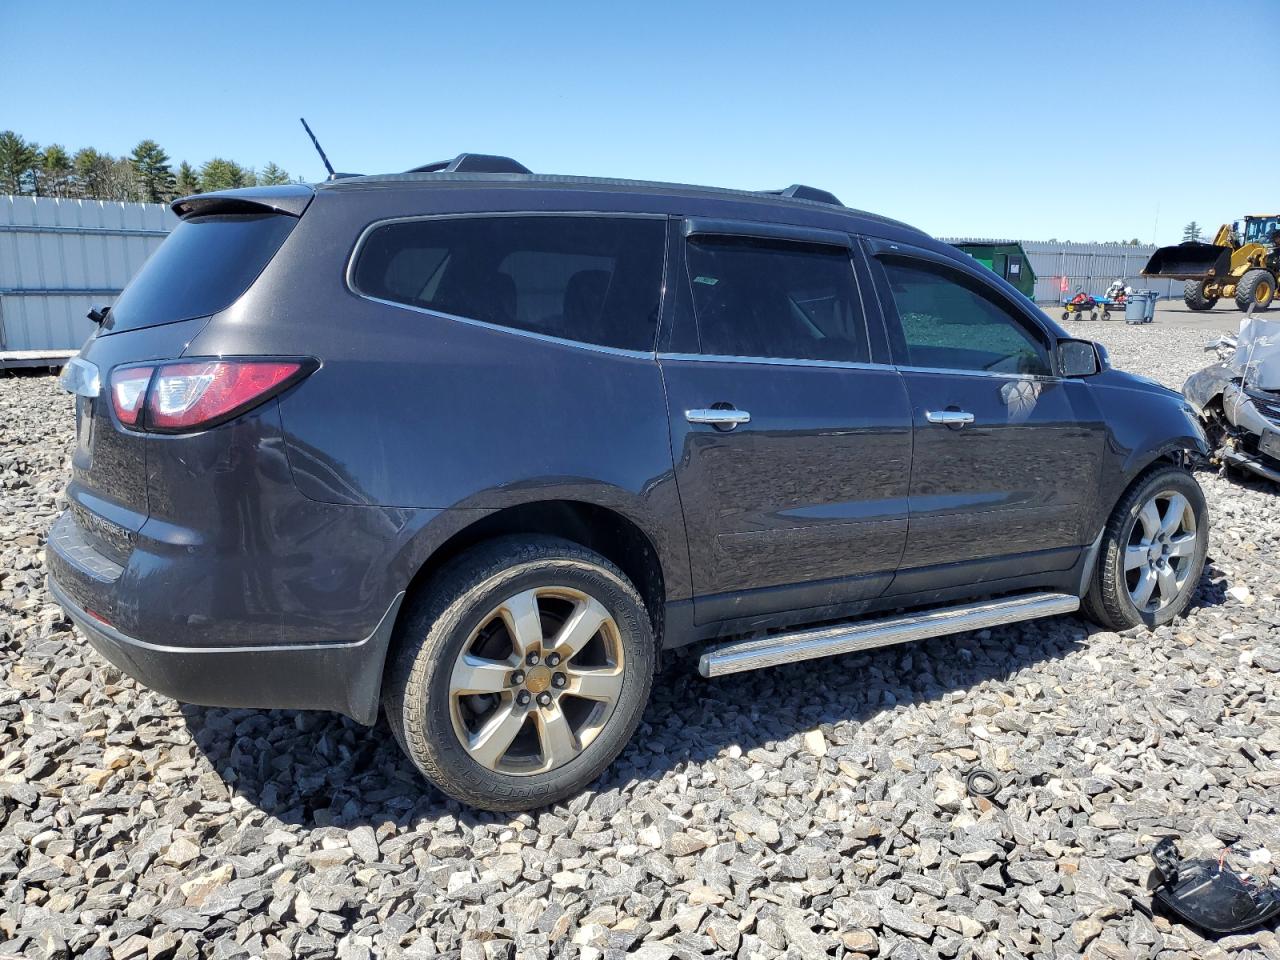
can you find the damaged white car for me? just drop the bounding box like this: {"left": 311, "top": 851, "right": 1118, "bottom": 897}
{"left": 1184, "top": 314, "right": 1280, "bottom": 483}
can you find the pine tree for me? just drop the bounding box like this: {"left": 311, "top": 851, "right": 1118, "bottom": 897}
{"left": 40, "top": 144, "right": 73, "bottom": 197}
{"left": 73, "top": 147, "right": 108, "bottom": 198}
{"left": 199, "top": 157, "right": 248, "bottom": 192}
{"left": 1182, "top": 221, "right": 1202, "bottom": 243}
{"left": 258, "top": 162, "right": 291, "bottom": 186}
{"left": 174, "top": 161, "right": 199, "bottom": 197}
{"left": 0, "top": 130, "right": 40, "bottom": 194}
{"left": 130, "top": 139, "right": 175, "bottom": 202}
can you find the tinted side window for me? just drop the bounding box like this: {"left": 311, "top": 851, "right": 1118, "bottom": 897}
{"left": 685, "top": 237, "right": 868, "bottom": 363}
{"left": 879, "top": 259, "right": 1050, "bottom": 376}
{"left": 352, "top": 216, "right": 665, "bottom": 351}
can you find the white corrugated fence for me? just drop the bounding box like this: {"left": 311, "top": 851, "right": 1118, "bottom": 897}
{"left": 1, "top": 195, "right": 1192, "bottom": 359}
{"left": 0, "top": 195, "right": 176, "bottom": 356}
{"left": 1019, "top": 241, "right": 1184, "bottom": 305}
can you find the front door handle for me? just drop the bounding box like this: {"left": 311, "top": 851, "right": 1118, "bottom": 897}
{"left": 925, "top": 409, "right": 975, "bottom": 427}
{"left": 686, "top": 408, "right": 751, "bottom": 428}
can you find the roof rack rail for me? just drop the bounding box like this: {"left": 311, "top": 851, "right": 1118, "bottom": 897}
{"left": 407, "top": 153, "right": 532, "bottom": 175}
{"left": 758, "top": 184, "right": 843, "bottom": 207}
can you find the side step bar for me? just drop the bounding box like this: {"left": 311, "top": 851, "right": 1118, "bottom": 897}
{"left": 698, "top": 592, "right": 1079, "bottom": 678}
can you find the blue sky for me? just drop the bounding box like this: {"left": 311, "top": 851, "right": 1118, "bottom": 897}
{"left": 5, "top": 1, "right": 1277, "bottom": 243}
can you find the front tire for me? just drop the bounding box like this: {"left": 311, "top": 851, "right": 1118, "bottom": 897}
{"left": 383, "top": 535, "right": 656, "bottom": 811}
{"left": 1184, "top": 279, "right": 1218, "bottom": 311}
{"left": 1235, "top": 269, "right": 1275, "bottom": 312}
{"left": 1082, "top": 465, "right": 1208, "bottom": 631}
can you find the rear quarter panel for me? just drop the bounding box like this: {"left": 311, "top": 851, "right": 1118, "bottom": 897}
{"left": 182, "top": 189, "right": 693, "bottom": 602}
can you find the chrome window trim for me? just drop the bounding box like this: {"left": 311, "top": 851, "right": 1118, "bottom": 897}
{"left": 895, "top": 364, "right": 1059, "bottom": 383}
{"left": 656, "top": 352, "right": 1059, "bottom": 382}
{"left": 345, "top": 211, "right": 667, "bottom": 359}
{"left": 658, "top": 351, "right": 892, "bottom": 372}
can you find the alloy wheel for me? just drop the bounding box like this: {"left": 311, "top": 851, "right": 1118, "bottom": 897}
{"left": 448, "top": 587, "right": 625, "bottom": 775}
{"left": 1124, "top": 491, "right": 1198, "bottom": 615}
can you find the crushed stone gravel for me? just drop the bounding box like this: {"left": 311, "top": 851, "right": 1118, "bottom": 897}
{"left": 1, "top": 319, "right": 1278, "bottom": 959}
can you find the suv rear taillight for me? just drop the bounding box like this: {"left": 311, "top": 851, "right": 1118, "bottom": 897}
{"left": 110, "top": 367, "right": 152, "bottom": 425}
{"left": 108, "top": 358, "right": 317, "bottom": 433}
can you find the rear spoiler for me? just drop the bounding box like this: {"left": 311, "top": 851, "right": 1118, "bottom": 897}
{"left": 171, "top": 183, "right": 314, "bottom": 219}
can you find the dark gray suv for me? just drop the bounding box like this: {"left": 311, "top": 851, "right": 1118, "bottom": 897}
{"left": 48, "top": 156, "right": 1211, "bottom": 810}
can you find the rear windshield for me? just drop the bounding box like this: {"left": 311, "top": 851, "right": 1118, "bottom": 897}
{"left": 350, "top": 215, "right": 666, "bottom": 351}
{"left": 103, "top": 213, "right": 296, "bottom": 334}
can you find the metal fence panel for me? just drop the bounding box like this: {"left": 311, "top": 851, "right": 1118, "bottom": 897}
{"left": 0, "top": 203, "right": 1203, "bottom": 354}
{"left": 0, "top": 195, "right": 175, "bottom": 353}
{"left": 944, "top": 238, "right": 1185, "bottom": 304}
{"left": 1018, "top": 241, "right": 1183, "bottom": 304}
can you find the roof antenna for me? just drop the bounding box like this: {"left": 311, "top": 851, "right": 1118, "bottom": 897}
{"left": 299, "top": 117, "right": 337, "bottom": 180}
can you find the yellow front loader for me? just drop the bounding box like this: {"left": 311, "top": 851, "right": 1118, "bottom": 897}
{"left": 1143, "top": 215, "right": 1280, "bottom": 311}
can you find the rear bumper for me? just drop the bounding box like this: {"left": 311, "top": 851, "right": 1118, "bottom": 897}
{"left": 46, "top": 572, "right": 403, "bottom": 726}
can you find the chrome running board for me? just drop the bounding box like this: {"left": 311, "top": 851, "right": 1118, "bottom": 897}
{"left": 698, "top": 592, "right": 1079, "bottom": 678}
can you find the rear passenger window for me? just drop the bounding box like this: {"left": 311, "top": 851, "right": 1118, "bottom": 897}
{"left": 879, "top": 258, "right": 1051, "bottom": 376}
{"left": 685, "top": 237, "right": 868, "bottom": 363}
{"left": 352, "top": 216, "right": 665, "bottom": 351}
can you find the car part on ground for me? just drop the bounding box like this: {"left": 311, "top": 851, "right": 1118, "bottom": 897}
{"left": 964, "top": 768, "right": 1001, "bottom": 800}
{"left": 1183, "top": 314, "right": 1280, "bottom": 485}
{"left": 1149, "top": 837, "right": 1280, "bottom": 935}
{"left": 1143, "top": 215, "right": 1280, "bottom": 312}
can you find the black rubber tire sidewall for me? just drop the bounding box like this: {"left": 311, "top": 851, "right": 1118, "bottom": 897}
{"left": 1183, "top": 279, "right": 1217, "bottom": 311}
{"left": 1235, "top": 269, "right": 1275, "bottom": 312}
{"left": 384, "top": 536, "right": 656, "bottom": 811}
{"left": 1084, "top": 466, "right": 1209, "bottom": 631}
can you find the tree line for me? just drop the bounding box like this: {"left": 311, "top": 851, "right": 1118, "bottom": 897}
{"left": 0, "top": 130, "right": 299, "bottom": 203}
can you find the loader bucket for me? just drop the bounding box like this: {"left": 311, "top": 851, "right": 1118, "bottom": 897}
{"left": 1142, "top": 242, "right": 1233, "bottom": 280}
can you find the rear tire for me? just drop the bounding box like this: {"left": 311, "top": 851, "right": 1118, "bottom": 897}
{"left": 1082, "top": 465, "right": 1208, "bottom": 631}
{"left": 1184, "top": 279, "right": 1218, "bottom": 311}
{"left": 1234, "top": 269, "right": 1275, "bottom": 312}
{"left": 383, "top": 535, "right": 656, "bottom": 811}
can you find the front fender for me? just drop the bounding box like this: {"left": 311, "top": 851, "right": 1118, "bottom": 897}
{"left": 1089, "top": 372, "right": 1210, "bottom": 532}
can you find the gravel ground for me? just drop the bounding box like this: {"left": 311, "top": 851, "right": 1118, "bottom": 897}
{"left": 3, "top": 322, "right": 1279, "bottom": 960}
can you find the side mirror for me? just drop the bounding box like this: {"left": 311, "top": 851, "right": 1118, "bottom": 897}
{"left": 1057, "top": 338, "right": 1101, "bottom": 378}
{"left": 87, "top": 305, "right": 111, "bottom": 326}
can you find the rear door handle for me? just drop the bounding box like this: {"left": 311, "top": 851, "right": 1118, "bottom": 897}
{"left": 925, "top": 409, "right": 975, "bottom": 426}
{"left": 686, "top": 408, "right": 751, "bottom": 428}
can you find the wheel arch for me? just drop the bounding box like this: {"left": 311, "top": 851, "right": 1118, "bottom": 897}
{"left": 1119, "top": 439, "right": 1206, "bottom": 490}
{"left": 397, "top": 499, "right": 670, "bottom": 649}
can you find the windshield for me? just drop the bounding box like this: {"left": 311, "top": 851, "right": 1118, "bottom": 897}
{"left": 1243, "top": 217, "right": 1280, "bottom": 243}
{"left": 104, "top": 213, "right": 296, "bottom": 334}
